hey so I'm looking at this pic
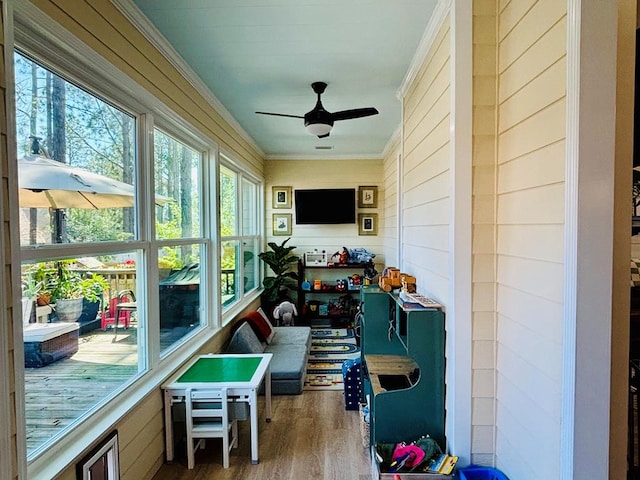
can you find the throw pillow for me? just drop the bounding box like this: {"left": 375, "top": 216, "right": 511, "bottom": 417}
{"left": 243, "top": 310, "right": 273, "bottom": 343}
{"left": 257, "top": 307, "right": 276, "bottom": 343}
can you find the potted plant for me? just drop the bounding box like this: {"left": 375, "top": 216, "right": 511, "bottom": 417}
{"left": 258, "top": 238, "right": 299, "bottom": 315}
{"left": 21, "top": 273, "right": 42, "bottom": 325}
{"left": 49, "top": 261, "right": 108, "bottom": 323}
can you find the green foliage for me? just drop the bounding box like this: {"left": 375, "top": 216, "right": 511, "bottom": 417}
{"left": 29, "top": 261, "right": 108, "bottom": 302}
{"left": 78, "top": 273, "right": 110, "bottom": 303}
{"left": 258, "top": 238, "right": 299, "bottom": 302}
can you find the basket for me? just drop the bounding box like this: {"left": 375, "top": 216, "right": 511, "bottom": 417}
{"left": 458, "top": 466, "right": 509, "bottom": 480}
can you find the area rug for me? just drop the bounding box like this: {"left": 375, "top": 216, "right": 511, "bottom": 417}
{"left": 304, "top": 328, "right": 360, "bottom": 391}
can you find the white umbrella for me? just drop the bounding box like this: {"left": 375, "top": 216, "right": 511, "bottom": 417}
{"left": 18, "top": 154, "right": 170, "bottom": 209}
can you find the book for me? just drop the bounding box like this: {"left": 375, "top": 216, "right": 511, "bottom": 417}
{"left": 422, "top": 454, "right": 458, "bottom": 475}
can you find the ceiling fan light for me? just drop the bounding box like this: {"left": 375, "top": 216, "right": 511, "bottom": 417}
{"left": 306, "top": 122, "right": 332, "bottom": 137}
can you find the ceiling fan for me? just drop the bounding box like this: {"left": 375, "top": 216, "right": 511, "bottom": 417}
{"left": 255, "top": 81, "right": 379, "bottom": 138}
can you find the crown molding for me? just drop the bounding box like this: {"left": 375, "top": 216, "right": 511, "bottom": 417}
{"left": 265, "top": 153, "right": 383, "bottom": 161}
{"left": 397, "top": 0, "right": 452, "bottom": 99}
{"left": 381, "top": 124, "right": 401, "bottom": 159}
{"left": 111, "top": 0, "right": 264, "bottom": 158}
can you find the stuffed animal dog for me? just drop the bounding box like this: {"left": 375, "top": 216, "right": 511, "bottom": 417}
{"left": 273, "top": 300, "right": 298, "bottom": 326}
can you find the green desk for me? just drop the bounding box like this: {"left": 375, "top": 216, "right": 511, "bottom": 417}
{"left": 162, "top": 353, "right": 273, "bottom": 465}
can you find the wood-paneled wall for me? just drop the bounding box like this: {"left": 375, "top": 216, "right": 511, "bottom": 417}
{"left": 264, "top": 159, "right": 385, "bottom": 266}
{"left": 381, "top": 136, "right": 400, "bottom": 267}
{"left": 401, "top": 16, "right": 451, "bottom": 303}
{"left": 495, "top": 1, "right": 567, "bottom": 478}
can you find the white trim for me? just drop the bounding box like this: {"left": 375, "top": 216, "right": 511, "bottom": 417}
{"left": 447, "top": 0, "right": 472, "bottom": 465}
{"left": 264, "top": 153, "right": 384, "bottom": 161}
{"left": 111, "top": 0, "right": 265, "bottom": 159}
{"left": 563, "top": 0, "right": 616, "bottom": 478}
{"left": 381, "top": 124, "right": 401, "bottom": 160}
{"left": 397, "top": 0, "right": 452, "bottom": 99}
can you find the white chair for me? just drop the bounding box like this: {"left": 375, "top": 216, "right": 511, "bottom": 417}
{"left": 185, "top": 387, "right": 238, "bottom": 469}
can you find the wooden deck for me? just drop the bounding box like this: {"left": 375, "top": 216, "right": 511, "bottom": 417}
{"left": 24, "top": 328, "right": 139, "bottom": 455}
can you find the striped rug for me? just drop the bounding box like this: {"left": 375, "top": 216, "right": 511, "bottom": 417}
{"left": 304, "top": 328, "right": 360, "bottom": 391}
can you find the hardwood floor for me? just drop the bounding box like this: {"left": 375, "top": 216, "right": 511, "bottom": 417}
{"left": 152, "top": 390, "right": 371, "bottom": 480}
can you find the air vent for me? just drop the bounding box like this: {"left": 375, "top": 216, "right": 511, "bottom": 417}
{"left": 315, "top": 146, "right": 334, "bottom": 150}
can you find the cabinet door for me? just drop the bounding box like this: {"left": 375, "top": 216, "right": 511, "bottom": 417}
{"left": 361, "top": 287, "right": 404, "bottom": 355}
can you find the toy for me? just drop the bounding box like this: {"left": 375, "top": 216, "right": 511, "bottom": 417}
{"left": 331, "top": 246, "right": 350, "bottom": 265}
{"left": 273, "top": 300, "right": 298, "bottom": 326}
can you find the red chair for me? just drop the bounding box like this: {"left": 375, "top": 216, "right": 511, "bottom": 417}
{"left": 101, "top": 294, "right": 133, "bottom": 330}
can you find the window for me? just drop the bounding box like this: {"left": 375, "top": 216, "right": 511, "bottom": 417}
{"left": 154, "top": 128, "right": 205, "bottom": 353}
{"left": 219, "top": 162, "right": 261, "bottom": 310}
{"left": 15, "top": 51, "right": 146, "bottom": 458}
{"left": 11, "top": 7, "right": 262, "bottom": 474}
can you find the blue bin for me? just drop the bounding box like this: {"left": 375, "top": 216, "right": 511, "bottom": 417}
{"left": 458, "top": 465, "right": 509, "bottom": 480}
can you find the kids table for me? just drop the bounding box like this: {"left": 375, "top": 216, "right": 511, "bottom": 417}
{"left": 162, "top": 353, "right": 273, "bottom": 464}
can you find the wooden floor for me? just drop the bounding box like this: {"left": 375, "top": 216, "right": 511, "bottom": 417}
{"left": 152, "top": 390, "right": 371, "bottom": 480}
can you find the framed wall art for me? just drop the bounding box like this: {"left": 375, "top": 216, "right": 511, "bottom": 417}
{"left": 76, "top": 430, "right": 120, "bottom": 480}
{"left": 358, "top": 186, "right": 378, "bottom": 208}
{"left": 358, "top": 213, "right": 378, "bottom": 236}
{"left": 272, "top": 186, "right": 292, "bottom": 209}
{"left": 273, "top": 213, "right": 292, "bottom": 236}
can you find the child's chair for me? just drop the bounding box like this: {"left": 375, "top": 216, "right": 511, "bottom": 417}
{"left": 185, "top": 387, "right": 238, "bottom": 469}
{"left": 101, "top": 295, "right": 132, "bottom": 330}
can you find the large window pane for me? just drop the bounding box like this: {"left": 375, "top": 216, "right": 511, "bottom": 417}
{"left": 243, "top": 238, "right": 259, "bottom": 294}
{"left": 158, "top": 244, "right": 203, "bottom": 354}
{"left": 221, "top": 240, "right": 238, "bottom": 306}
{"left": 242, "top": 177, "right": 257, "bottom": 236}
{"left": 21, "top": 253, "right": 142, "bottom": 457}
{"left": 154, "top": 130, "right": 201, "bottom": 239}
{"left": 14, "top": 52, "right": 136, "bottom": 245}
{"left": 220, "top": 166, "right": 237, "bottom": 236}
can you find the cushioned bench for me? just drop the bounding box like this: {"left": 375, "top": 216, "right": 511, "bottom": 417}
{"left": 226, "top": 310, "right": 311, "bottom": 395}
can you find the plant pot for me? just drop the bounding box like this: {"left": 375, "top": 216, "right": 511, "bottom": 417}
{"left": 36, "top": 293, "right": 51, "bottom": 306}
{"left": 55, "top": 297, "right": 83, "bottom": 323}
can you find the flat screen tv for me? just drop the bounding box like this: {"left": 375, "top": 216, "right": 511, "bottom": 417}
{"left": 294, "top": 188, "right": 356, "bottom": 224}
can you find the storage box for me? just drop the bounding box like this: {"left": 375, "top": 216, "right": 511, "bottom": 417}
{"left": 371, "top": 452, "right": 454, "bottom": 479}
{"left": 458, "top": 466, "right": 508, "bottom": 480}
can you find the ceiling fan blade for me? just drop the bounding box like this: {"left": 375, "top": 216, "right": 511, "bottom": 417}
{"left": 331, "top": 107, "right": 379, "bottom": 121}
{"left": 255, "top": 111, "right": 304, "bottom": 119}
{"left": 317, "top": 132, "right": 331, "bottom": 139}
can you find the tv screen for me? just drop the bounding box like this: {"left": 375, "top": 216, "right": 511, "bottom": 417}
{"left": 295, "top": 188, "right": 356, "bottom": 224}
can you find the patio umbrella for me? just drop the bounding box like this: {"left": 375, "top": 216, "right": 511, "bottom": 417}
{"left": 18, "top": 154, "right": 170, "bottom": 209}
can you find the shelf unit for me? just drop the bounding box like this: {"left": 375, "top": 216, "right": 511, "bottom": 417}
{"left": 297, "top": 261, "right": 365, "bottom": 326}
{"left": 360, "top": 285, "right": 445, "bottom": 450}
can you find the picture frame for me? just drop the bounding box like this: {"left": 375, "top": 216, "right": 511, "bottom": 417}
{"left": 358, "top": 213, "right": 378, "bottom": 236}
{"left": 358, "top": 186, "right": 378, "bottom": 208}
{"left": 273, "top": 213, "right": 292, "bottom": 236}
{"left": 272, "top": 186, "right": 292, "bottom": 209}
{"left": 76, "top": 430, "right": 120, "bottom": 480}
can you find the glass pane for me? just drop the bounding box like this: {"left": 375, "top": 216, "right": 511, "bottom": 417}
{"left": 243, "top": 238, "right": 259, "bottom": 294}
{"left": 220, "top": 166, "right": 237, "bottom": 237}
{"left": 221, "top": 240, "right": 238, "bottom": 307}
{"left": 242, "top": 177, "right": 257, "bottom": 235}
{"left": 14, "top": 52, "right": 137, "bottom": 245}
{"left": 21, "top": 253, "right": 142, "bottom": 457}
{"left": 158, "top": 244, "right": 203, "bottom": 354}
{"left": 154, "top": 130, "right": 201, "bottom": 239}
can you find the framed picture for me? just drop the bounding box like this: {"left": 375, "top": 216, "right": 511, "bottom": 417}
{"left": 273, "top": 213, "right": 292, "bottom": 236}
{"left": 76, "top": 430, "right": 120, "bottom": 480}
{"left": 358, "top": 213, "right": 378, "bottom": 236}
{"left": 358, "top": 186, "right": 378, "bottom": 208}
{"left": 272, "top": 186, "right": 292, "bottom": 209}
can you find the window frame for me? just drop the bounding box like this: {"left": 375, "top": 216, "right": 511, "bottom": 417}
{"left": 219, "top": 153, "right": 263, "bottom": 322}
{"left": 6, "top": 3, "right": 263, "bottom": 477}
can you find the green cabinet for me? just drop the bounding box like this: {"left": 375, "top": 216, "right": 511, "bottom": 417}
{"left": 360, "top": 285, "right": 445, "bottom": 448}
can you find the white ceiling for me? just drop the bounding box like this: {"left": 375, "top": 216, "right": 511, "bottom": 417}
{"left": 127, "top": 0, "right": 438, "bottom": 159}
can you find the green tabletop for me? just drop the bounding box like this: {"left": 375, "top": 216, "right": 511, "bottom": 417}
{"left": 176, "top": 356, "right": 262, "bottom": 383}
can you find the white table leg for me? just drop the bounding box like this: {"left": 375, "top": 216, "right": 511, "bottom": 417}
{"left": 250, "top": 388, "right": 259, "bottom": 464}
{"left": 265, "top": 365, "right": 272, "bottom": 422}
{"left": 164, "top": 390, "right": 174, "bottom": 462}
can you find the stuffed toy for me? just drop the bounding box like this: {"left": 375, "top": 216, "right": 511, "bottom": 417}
{"left": 273, "top": 300, "right": 298, "bottom": 326}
